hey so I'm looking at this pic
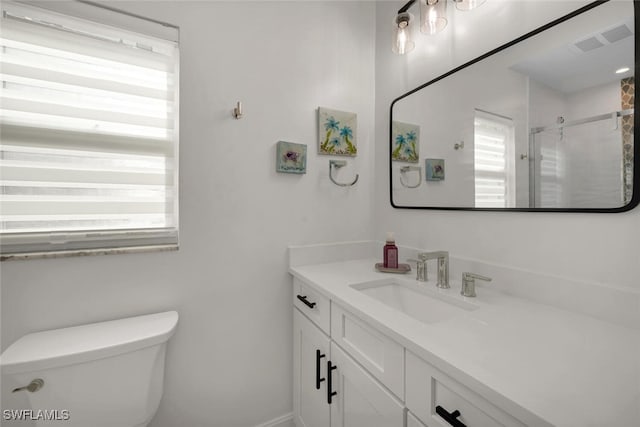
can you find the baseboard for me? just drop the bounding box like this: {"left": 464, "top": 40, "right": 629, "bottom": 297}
{"left": 254, "top": 412, "right": 294, "bottom": 427}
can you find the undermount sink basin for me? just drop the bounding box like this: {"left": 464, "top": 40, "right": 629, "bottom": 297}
{"left": 351, "top": 279, "right": 477, "bottom": 324}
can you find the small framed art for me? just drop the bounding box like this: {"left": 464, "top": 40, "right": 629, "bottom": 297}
{"left": 318, "top": 107, "right": 357, "bottom": 156}
{"left": 425, "top": 158, "right": 445, "bottom": 181}
{"left": 276, "top": 141, "right": 307, "bottom": 174}
{"left": 391, "top": 121, "right": 419, "bottom": 163}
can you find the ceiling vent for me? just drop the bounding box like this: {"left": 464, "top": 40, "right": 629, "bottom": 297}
{"left": 601, "top": 24, "right": 633, "bottom": 43}
{"left": 571, "top": 22, "right": 633, "bottom": 54}
{"left": 574, "top": 37, "right": 605, "bottom": 52}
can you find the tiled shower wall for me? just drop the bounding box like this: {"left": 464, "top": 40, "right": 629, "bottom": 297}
{"left": 622, "top": 77, "right": 634, "bottom": 202}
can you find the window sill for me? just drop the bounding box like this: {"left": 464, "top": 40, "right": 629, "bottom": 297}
{"left": 0, "top": 244, "right": 178, "bottom": 261}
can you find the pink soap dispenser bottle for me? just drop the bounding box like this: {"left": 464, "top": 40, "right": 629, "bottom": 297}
{"left": 383, "top": 232, "right": 398, "bottom": 269}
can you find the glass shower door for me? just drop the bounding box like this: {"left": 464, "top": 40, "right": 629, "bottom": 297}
{"left": 530, "top": 111, "right": 630, "bottom": 209}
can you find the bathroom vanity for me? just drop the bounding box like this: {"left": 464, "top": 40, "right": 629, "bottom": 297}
{"left": 290, "top": 243, "right": 640, "bottom": 427}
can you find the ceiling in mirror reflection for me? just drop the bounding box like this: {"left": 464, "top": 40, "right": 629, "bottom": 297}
{"left": 510, "top": 17, "right": 633, "bottom": 94}
{"left": 390, "top": 0, "right": 636, "bottom": 212}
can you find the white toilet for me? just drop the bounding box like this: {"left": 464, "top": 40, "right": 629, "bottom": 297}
{"left": 1, "top": 311, "right": 178, "bottom": 427}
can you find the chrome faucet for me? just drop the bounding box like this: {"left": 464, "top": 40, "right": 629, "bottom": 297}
{"left": 418, "top": 251, "right": 449, "bottom": 289}
{"left": 460, "top": 272, "right": 492, "bottom": 297}
{"left": 407, "top": 253, "right": 429, "bottom": 282}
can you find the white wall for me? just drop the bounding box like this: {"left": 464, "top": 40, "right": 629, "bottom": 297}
{"left": 0, "top": 2, "right": 376, "bottom": 426}
{"left": 375, "top": 1, "right": 640, "bottom": 292}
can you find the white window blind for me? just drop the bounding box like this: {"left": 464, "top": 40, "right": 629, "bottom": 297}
{"left": 474, "top": 110, "right": 515, "bottom": 208}
{"left": 0, "top": 1, "right": 179, "bottom": 256}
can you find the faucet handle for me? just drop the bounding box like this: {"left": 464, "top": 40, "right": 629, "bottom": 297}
{"left": 407, "top": 258, "right": 428, "bottom": 282}
{"left": 462, "top": 272, "right": 491, "bottom": 282}
{"left": 461, "top": 272, "right": 492, "bottom": 297}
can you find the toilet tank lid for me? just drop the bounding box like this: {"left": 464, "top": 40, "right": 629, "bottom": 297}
{"left": 1, "top": 311, "right": 178, "bottom": 375}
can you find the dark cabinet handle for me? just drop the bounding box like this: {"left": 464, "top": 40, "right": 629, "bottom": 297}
{"left": 327, "top": 361, "right": 337, "bottom": 404}
{"left": 315, "top": 350, "right": 326, "bottom": 390}
{"left": 436, "top": 405, "right": 467, "bottom": 427}
{"left": 296, "top": 294, "right": 316, "bottom": 309}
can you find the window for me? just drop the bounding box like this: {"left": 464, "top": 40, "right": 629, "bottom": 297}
{"left": 473, "top": 110, "right": 515, "bottom": 208}
{"left": 0, "top": 2, "right": 179, "bottom": 256}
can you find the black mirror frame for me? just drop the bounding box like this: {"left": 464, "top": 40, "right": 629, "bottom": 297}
{"left": 390, "top": 0, "right": 639, "bottom": 213}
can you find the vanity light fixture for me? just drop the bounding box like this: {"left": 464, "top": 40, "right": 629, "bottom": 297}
{"left": 393, "top": 0, "right": 486, "bottom": 54}
{"left": 393, "top": 12, "right": 415, "bottom": 54}
{"left": 420, "top": 0, "right": 447, "bottom": 35}
{"left": 454, "top": 0, "right": 486, "bottom": 11}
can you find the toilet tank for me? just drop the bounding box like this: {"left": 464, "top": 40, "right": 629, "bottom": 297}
{"left": 1, "top": 311, "right": 178, "bottom": 427}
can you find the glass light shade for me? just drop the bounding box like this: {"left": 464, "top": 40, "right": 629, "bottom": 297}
{"left": 392, "top": 12, "right": 415, "bottom": 54}
{"left": 420, "top": 0, "right": 447, "bottom": 35}
{"left": 455, "top": 0, "right": 487, "bottom": 11}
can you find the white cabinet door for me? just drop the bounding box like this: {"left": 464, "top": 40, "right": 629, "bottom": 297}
{"left": 294, "top": 309, "right": 331, "bottom": 427}
{"left": 407, "top": 411, "right": 428, "bottom": 427}
{"left": 331, "top": 304, "right": 404, "bottom": 400}
{"left": 329, "top": 343, "right": 405, "bottom": 427}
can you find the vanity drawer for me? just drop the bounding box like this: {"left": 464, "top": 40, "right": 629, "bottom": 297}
{"left": 331, "top": 303, "right": 404, "bottom": 400}
{"left": 293, "top": 277, "right": 330, "bottom": 334}
{"left": 406, "top": 351, "right": 526, "bottom": 427}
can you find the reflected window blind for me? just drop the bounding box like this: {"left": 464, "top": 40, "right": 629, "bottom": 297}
{"left": 0, "top": 2, "right": 179, "bottom": 255}
{"left": 474, "top": 111, "right": 514, "bottom": 208}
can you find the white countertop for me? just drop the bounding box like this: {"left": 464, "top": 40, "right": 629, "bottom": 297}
{"left": 290, "top": 258, "right": 640, "bottom": 427}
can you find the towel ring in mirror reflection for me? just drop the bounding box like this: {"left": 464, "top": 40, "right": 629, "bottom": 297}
{"left": 329, "top": 160, "right": 359, "bottom": 187}
{"left": 399, "top": 166, "right": 422, "bottom": 188}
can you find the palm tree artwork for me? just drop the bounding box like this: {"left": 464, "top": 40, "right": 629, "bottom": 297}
{"left": 318, "top": 107, "right": 357, "bottom": 156}
{"left": 340, "top": 125, "right": 356, "bottom": 155}
{"left": 391, "top": 121, "right": 420, "bottom": 163}
{"left": 320, "top": 116, "right": 340, "bottom": 153}
{"left": 392, "top": 133, "right": 406, "bottom": 158}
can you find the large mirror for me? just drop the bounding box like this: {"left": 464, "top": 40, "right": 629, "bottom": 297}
{"left": 390, "top": 1, "right": 637, "bottom": 211}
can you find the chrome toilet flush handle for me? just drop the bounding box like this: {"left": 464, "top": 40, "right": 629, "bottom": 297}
{"left": 12, "top": 378, "right": 45, "bottom": 393}
{"left": 461, "top": 272, "right": 492, "bottom": 297}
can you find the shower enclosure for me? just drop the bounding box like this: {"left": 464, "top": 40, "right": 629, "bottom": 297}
{"left": 529, "top": 108, "right": 634, "bottom": 209}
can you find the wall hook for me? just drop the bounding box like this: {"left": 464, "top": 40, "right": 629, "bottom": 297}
{"left": 454, "top": 140, "right": 464, "bottom": 150}
{"left": 329, "top": 160, "right": 359, "bottom": 187}
{"left": 233, "top": 101, "right": 243, "bottom": 119}
{"left": 399, "top": 166, "right": 422, "bottom": 188}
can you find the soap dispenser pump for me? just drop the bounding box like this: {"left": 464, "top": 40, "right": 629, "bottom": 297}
{"left": 383, "top": 232, "right": 398, "bottom": 269}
